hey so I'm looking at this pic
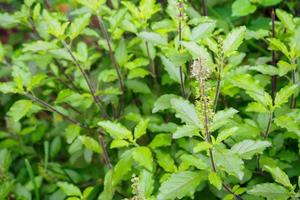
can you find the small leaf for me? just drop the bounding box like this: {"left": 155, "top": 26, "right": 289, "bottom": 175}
{"left": 173, "top": 125, "right": 199, "bottom": 139}
{"left": 276, "top": 9, "right": 295, "bottom": 32}
{"left": 232, "top": 0, "right": 256, "bottom": 17}
{"left": 191, "top": 21, "right": 216, "bottom": 41}
{"left": 125, "top": 79, "right": 151, "bottom": 94}
{"left": 79, "top": 136, "right": 102, "bottom": 154}
{"left": 149, "top": 134, "right": 171, "bottom": 149}
{"left": 134, "top": 119, "right": 149, "bottom": 140}
{"left": 23, "top": 41, "right": 58, "bottom": 52}
{"left": 264, "top": 166, "right": 293, "bottom": 189}
{"left": 132, "top": 147, "right": 153, "bottom": 171}
{"left": 170, "top": 98, "right": 202, "bottom": 128}
{"left": 69, "top": 13, "right": 91, "bottom": 40}
{"left": 98, "top": 121, "right": 132, "bottom": 140}
{"left": 179, "top": 154, "right": 208, "bottom": 171}
{"left": 274, "top": 85, "right": 298, "bottom": 108}
{"left": 222, "top": 26, "right": 246, "bottom": 57}
{"left": 57, "top": 182, "right": 82, "bottom": 197}
{"left": 247, "top": 183, "right": 289, "bottom": 200}
{"left": 152, "top": 94, "right": 178, "bottom": 113}
{"left": 155, "top": 150, "right": 176, "bottom": 172}
{"left": 98, "top": 169, "right": 114, "bottom": 200}
{"left": 208, "top": 172, "right": 222, "bottom": 190}
{"left": 139, "top": 31, "right": 167, "bottom": 45}
{"left": 193, "top": 141, "right": 211, "bottom": 153}
{"left": 7, "top": 100, "right": 32, "bottom": 121}
{"left": 231, "top": 140, "right": 271, "bottom": 160}
{"left": 157, "top": 171, "right": 206, "bottom": 200}
{"left": 216, "top": 127, "right": 238, "bottom": 143}
{"left": 110, "top": 139, "right": 129, "bottom": 149}
{"left": 268, "top": 38, "right": 290, "bottom": 58}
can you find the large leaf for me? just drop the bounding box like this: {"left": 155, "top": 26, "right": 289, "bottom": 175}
{"left": 173, "top": 125, "right": 199, "bottom": 139}
{"left": 276, "top": 9, "right": 295, "bottom": 32}
{"left": 160, "top": 55, "right": 182, "bottom": 83}
{"left": 214, "top": 148, "right": 244, "bottom": 180}
{"left": 264, "top": 166, "right": 293, "bottom": 189}
{"left": 274, "top": 85, "right": 298, "bottom": 108}
{"left": 132, "top": 147, "right": 153, "bottom": 171}
{"left": 7, "top": 100, "right": 32, "bottom": 122}
{"left": 222, "top": 26, "right": 246, "bottom": 57}
{"left": 98, "top": 121, "right": 132, "bottom": 140}
{"left": 232, "top": 0, "right": 256, "bottom": 17}
{"left": 170, "top": 98, "right": 202, "bottom": 128}
{"left": 248, "top": 183, "right": 290, "bottom": 200}
{"left": 79, "top": 136, "right": 102, "bottom": 154}
{"left": 157, "top": 171, "right": 206, "bottom": 200}
{"left": 139, "top": 31, "right": 167, "bottom": 45}
{"left": 152, "top": 94, "right": 178, "bottom": 113}
{"left": 57, "top": 182, "right": 82, "bottom": 197}
{"left": 231, "top": 140, "right": 271, "bottom": 160}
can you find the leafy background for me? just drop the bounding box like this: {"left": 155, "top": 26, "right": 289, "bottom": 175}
{"left": 0, "top": 0, "right": 300, "bottom": 199}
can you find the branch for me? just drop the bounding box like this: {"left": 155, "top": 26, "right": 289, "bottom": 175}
{"left": 145, "top": 41, "right": 160, "bottom": 94}
{"left": 61, "top": 41, "right": 107, "bottom": 117}
{"left": 96, "top": 16, "right": 124, "bottom": 92}
{"left": 201, "top": 0, "right": 208, "bottom": 16}
{"left": 24, "top": 93, "right": 113, "bottom": 168}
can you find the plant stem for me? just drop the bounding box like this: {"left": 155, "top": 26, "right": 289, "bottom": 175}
{"left": 271, "top": 8, "right": 277, "bottom": 102}
{"left": 201, "top": 0, "right": 208, "bottom": 16}
{"left": 263, "top": 112, "right": 273, "bottom": 138}
{"left": 61, "top": 40, "right": 107, "bottom": 117}
{"left": 213, "top": 58, "right": 222, "bottom": 112}
{"left": 145, "top": 41, "right": 160, "bottom": 94}
{"left": 96, "top": 16, "right": 124, "bottom": 92}
{"left": 290, "top": 68, "right": 296, "bottom": 108}
{"left": 178, "top": 9, "right": 187, "bottom": 98}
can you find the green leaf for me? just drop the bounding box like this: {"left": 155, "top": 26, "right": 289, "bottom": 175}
{"left": 115, "top": 39, "right": 127, "bottom": 66}
{"left": 247, "top": 183, "right": 290, "bottom": 200}
{"left": 157, "top": 171, "right": 206, "bottom": 200}
{"left": 231, "top": 140, "right": 271, "bottom": 160}
{"left": 69, "top": 13, "right": 91, "bottom": 40}
{"left": 180, "top": 41, "right": 214, "bottom": 68}
{"left": 274, "top": 85, "right": 298, "bottom": 108}
{"left": 191, "top": 21, "right": 216, "bottom": 41}
{"left": 0, "top": 82, "right": 17, "bottom": 94}
{"left": 278, "top": 60, "right": 296, "bottom": 76}
{"left": 132, "top": 147, "right": 153, "bottom": 171}
{"left": 125, "top": 79, "right": 151, "bottom": 94}
{"left": 0, "top": 13, "right": 19, "bottom": 28}
{"left": 27, "top": 74, "right": 47, "bottom": 91}
{"left": 232, "top": 0, "right": 256, "bottom": 17}
{"left": 139, "top": 31, "right": 167, "bottom": 45}
{"left": 216, "top": 127, "right": 238, "bottom": 143}
{"left": 274, "top": 114, "right": 300, "bottom": 136}
{"left": 160, "top": 56, "right": 182, "bottom": 83}
{"left": 134, "top": 119, "right": 149, "bottom": 140}
{"left": 152, "top": 94, "right": 178, "bottom": 113}
{"left": 98, "top": 121, "right": 132, "bottom": 140}
{"left": 214, "top": 148, "right": 244, "bottom": 180}
{"left": 193, "top": 141, "right": 211, "bottom": 153}
{"left": 173, "top": 125, "right": 199, "bottom": 139}
{"left": 230, "top": 74, "right": 272, "bottom": 107}
{"left": 138, "top": 170, "right": 154, "bottom": 198}
{"left": 208, "top": 172, "right": 222, "bottom": 190}
{"left": 155, "top": 150, "right": 176, "bottom": 172}
{"left": 170, "top": 98, "right": 202, "bottom": 128}
{"left": 222, "top": 26, "right": 246, "bottom": 57}
{"left": 79, "top": 136, "right": 102, "bottom": 154}
{"left": 110, "top": 139, "right": 129, "bottom": 149}
{"left": 250, "top": 65, "right": 278, "bottom": 76}
{"left": 264, "top": 166, "right": 293, "bottom": 189}
{"left": 98, "top": 169, "right": 114, "bottom": 200}
{"left": 149, "top": 134, "right": 171, "bottom": 149}
{"left": 268, "top": 38, "right": 290, "bottom": 58}
{"left": 113, "top": 151, "right": 133, "bottom": 185}
{"left": 23, "top": 41, "right": 58, "bottom": 52}
{"left": 259, "top": 0, "right": 282, "bottom": 6}
{"left": 212, "top": 108, "right": 238, "bottom": 131}
{"left": 57, "top": 182, "right": 82, "bottom": 197}
{"left": 0, "top": 149, "right": 12, "bottom": 172}
{"left": 276, "top": 9, "right": 295, "bottom": 32}
{"left": 179, "top": 154, "right": 208, "bottom": 171}
{"left": 7, "top": 100, "right": 32, "bottom": 122}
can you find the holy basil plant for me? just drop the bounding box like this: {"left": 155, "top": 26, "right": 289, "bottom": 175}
{"left": 0, "top": 0, "right": 299, "bottom": 199}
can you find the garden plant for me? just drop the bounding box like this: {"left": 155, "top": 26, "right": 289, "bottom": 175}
{"left": 0, "top": 0, "right": 300, "bottom": 199}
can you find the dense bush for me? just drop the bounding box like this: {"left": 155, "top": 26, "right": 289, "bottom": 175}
{"left": 0, "top": 0, "right": 300, "bottom": 199}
